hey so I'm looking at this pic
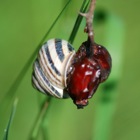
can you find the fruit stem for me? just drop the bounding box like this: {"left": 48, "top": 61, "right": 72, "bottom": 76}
{"left": 80, "top": 0, "right": 96, "bottom": 57}
{"left": 80, "top": 0, "right": 96, "bottom": 44}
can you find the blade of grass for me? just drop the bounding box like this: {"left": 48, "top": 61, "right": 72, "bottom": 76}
{"left": 3, "top": 98, "right": 18, "bottom": 140}
{"left": 29, "top": 97, "right": 51, "bottom": 140}
{"left": 68, "top": 0, "right": 90, "bottom": 44}
{"left": 0, "top": 0, "right": 72, "bottom": 106}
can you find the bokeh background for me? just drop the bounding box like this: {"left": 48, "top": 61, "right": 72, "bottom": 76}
{"left": 0, "top": 0, "right": 140, "bottom": 140}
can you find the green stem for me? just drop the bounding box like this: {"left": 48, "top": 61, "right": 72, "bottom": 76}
{"left": 29, "top": 97, "right": 52, "bottom": 140}
{"left": 3, "top": 98, "right": 18, "bottom": 140}
{"left": 68, "top": 0, "right": 90, "bottom": 44}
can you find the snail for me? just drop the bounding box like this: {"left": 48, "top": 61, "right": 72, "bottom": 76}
{"left": 32, "top": 38, "right": 112, "bottom": 109}
{"left": 32, "top": 39, "right": 75, "bottom": 99}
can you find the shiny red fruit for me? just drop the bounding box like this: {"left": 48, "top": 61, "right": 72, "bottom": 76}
{"left": 67, "top": 57, "right": 101, "bottom": 109}
{"left": 66, "top": 41, "right": 112, "bottom": 109}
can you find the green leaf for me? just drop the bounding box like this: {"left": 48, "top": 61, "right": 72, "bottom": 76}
{"left": 3, "top": 98, "right": 18, "bottom": 140}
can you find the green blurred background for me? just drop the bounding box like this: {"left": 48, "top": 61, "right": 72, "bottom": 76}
{"left": 0, "top": 0, "right": 140, "bottom": 140}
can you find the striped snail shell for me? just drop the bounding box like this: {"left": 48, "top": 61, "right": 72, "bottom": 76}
{"left": 32, "top": 39, "right": 75, "bottom": 99}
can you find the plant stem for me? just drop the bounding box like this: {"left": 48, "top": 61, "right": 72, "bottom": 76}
{"left": 29, "top": 97, "right": 51, "bottom": 140}
{"left": 3, "top": 98, "right": 18, "bottom": 140}
{"left": 68, "top": 0, "right": 90, "bottom": 44}
{"left": 80, "top": 0, "right": 96, "bottom": 45}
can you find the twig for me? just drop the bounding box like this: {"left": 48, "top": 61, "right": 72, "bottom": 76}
{"left": 80, "top": 0, "right": 96, "bottom": 45}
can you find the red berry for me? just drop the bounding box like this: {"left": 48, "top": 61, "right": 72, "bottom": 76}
{"left": 66, "top": 41, "right": 112, "bottom": 109}
{"left": 67, "top": 57, "right": 101, "bottom": 109}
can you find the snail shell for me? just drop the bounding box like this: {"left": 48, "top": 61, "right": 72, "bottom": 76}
{"left": 32, "top": 39, "right": 75, "bottom": 98}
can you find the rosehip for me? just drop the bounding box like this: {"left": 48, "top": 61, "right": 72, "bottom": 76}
{"left": 66, "top": 41, "right": 112, "bottom": 109}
